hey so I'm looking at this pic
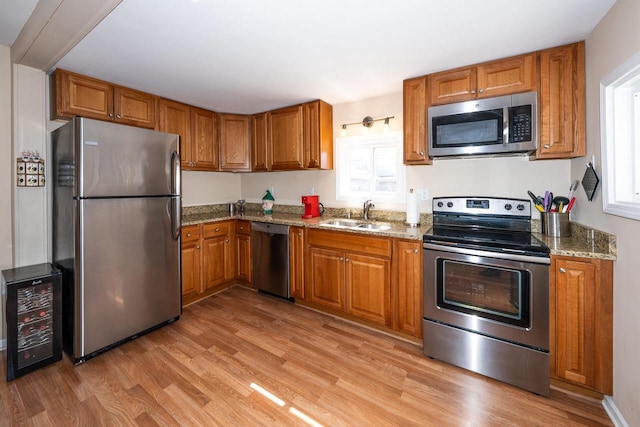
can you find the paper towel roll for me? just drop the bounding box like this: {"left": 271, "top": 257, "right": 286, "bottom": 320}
{"left": 406, "top": 191, "right": 420, "bottom": 226}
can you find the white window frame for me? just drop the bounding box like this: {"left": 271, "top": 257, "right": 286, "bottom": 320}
{"left": 336, "top": 131, "right": 406, "bottom": 203}
{"left": 601, "top": 48, "right": 640, "bottom": 220}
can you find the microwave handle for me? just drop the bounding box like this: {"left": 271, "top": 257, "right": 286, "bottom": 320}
{"left": 503, "top": 107, "right": 509, "bottom": 145}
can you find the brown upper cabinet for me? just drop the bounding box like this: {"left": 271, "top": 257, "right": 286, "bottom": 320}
{"left": 403, "top": 42, "right": 585, "bottom": 164}
{"left": 251, "top": 112, "right": 269, "bottom": 171}
{"left": 158, "top": 99, "right": 218, "bottom": 171}
{"left": 51, "top": 69, "right": 158, "bottom": 129}
{"left": 303, "top": 100, "right": 333, "bottom": 170}
{"left": 536, "top": 42, "right": 586, "bottom": 159}
{"left": 268, "top": 105, "right": 305, "bottom": 170}
{"left": 403, "top": 76, "right": 431, "bottom": 165}
{"left": 219, "top": 114, "right": 251, "bottom": 172}
{"left": 251, "top": 100, "right": 333, "bottom": 172}
{"left": 429, "top": 53, "right": 537, "bottom": 105}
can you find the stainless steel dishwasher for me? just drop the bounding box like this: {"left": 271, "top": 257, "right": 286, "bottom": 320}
{"left": 251, "top": 222, "right": 290, "bottom": 299}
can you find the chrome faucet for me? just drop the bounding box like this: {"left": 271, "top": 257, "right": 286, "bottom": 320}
{"left": 363, "top": 200, "right": 375, "bottom": 220}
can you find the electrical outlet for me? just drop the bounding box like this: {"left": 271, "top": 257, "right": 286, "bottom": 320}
{"left": 417, "top": 189, "right": 429, "bottom": 201}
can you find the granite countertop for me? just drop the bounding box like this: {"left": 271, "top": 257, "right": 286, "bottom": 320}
{"left": 182, "top": 204, "right": 616, "bottom": 261}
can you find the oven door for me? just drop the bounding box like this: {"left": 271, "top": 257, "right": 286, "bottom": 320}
{"left": 423, "top": 243, "right": 549, "bottom": 351}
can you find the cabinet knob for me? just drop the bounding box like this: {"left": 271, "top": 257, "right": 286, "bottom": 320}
{"left": 187, "top": 233, "right": 192, "bottom": 237}
{"left": 420, "top": 151, "right": 424, "bottom": 156}
{"left": 544, "top": 144, "right": 550, "bottom": 149}
{"left": 478, "top": 88, "right": 483, "bottom": 93}
{"left": 471, "top": 90, "right": 476, "bottom": 94}
{"left": 297, "top": 231, "right": 302, "bottom": 236}
{"left": 109, "top": 113, "right": 115, "bottom": 118}
{"left": 413, "top": 249, "right": 419, "bottom": 254}
{"left": 225, "top": 239, "right": 229, "bottom": 243}
{"left": 116, "top": 114, "right": 122, "bottom": 119}
{"left": 560, "top": 268, "right": 566, "bottom": 273}
{"left": 215, "top": 228, "right": 220, "bottom": 232}
{"left": 339, "top": 257, "right": 344, "bottom": 261}
{"left": 345, "top": 258, "right": 349, "bottom": 262}
{"left": 196, "top": 245, "right": 200, "bottom": 249}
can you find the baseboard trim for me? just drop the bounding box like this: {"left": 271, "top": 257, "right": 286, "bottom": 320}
{"left": 603, "top": 395, "right": 630, "bottom": 427}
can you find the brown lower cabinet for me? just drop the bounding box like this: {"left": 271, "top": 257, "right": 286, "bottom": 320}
{"left": 392, "top": 239, "right": 423, "bottom": 337}
{"left": 235, "top": 220, "right": 252, "bottom": 285}
{"left": 289, "top": 226, "right": 305, "bottom": 299}
{"left": 305, "top": 229, "right": 391, "bottom": 327}
{"left": 550, "top": 255, "right": 613, "bottom": 395}
{"left": 180, "top": 220, "right": 236, "bottom": 305}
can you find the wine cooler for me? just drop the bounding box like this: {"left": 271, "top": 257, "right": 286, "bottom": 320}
{"left": 2, "top": 263, "right": 62, "bottom": 381}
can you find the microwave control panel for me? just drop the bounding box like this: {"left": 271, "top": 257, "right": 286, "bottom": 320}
{"left": 508, "top": 105, "right": 533, "bottom": 143}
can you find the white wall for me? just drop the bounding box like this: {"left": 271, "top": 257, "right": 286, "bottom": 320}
{"left": 182, "top": 170, "right": 241, "bottom": 206}
{"left": 576, "top": 0, "right": 640, "bottom": 424}
{"left": 241, "top": 92, "right": 571, "bottom": 218}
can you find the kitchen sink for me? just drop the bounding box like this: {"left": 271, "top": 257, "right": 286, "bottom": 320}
{"left": 319, "top": 219, "right": 392, "bottom": 232}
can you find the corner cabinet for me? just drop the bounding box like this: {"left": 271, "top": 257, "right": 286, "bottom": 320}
{"left": 51, "top": 69, "right": 158, "bottom": 129}
{"left": 536, "top": 42, "right": 586, "bottom": 159}
{"left": 306, "top": 229, "right": 391, "bottom": 326}
{"left": 550, "top": 255, "right": 613, "bottom": 395}
{"left": 251, "top": 112, "right": 269, "bottom": 171}
{"left": 392, "top": 239, "right": 423, "bottom": 337}
{"left": 219, "top": 114, "right": 251, "bottom": 172}
{"left": 303, "top": 100, "right": 333, "bottom": 170}
{"left": 403, "top": 76, "right": 431, "bottom": 165}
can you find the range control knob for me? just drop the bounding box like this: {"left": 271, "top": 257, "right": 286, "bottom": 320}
{"left": 437, "top": 201, "right": 444, "bottom": 208}
{"left": 517, "top": 204, "right": 525, "bottom": 211}
{"left": 504, "top": 203, "right": 512, "bottom": 211}
{"left": 447, "top": 202, "right": 454, "bottom": 208}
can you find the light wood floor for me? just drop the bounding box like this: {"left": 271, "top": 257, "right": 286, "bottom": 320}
{"left": 1, "top": 286, "right": 612, "bottom": 426}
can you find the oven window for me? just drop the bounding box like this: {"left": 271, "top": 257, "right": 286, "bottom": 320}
{"left": 432, "top": 109, "right": 503, "bottom": 147}
{"left": 436, "top": 259, "right": 530, "bottom": 328}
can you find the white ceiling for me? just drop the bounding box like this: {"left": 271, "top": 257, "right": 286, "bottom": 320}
{"left": 0, "top": 0, "right": 39, "bottom": 46}
{"left": 8, "top": 0, "right": 617, "bottom": 114}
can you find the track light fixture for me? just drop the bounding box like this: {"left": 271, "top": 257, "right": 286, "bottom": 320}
{"left": 339, "top": 116, "right": 395, "bottom": 136}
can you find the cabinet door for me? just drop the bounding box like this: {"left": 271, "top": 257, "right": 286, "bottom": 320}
{"left": 346, "top": 253, "right": 390, "bottom": 326}
{"left": 159, "top": 99, "right": 192, "bottom": 169}
{"left": 190, "top": 107, "right": 218, "bottom": 171}
{"left": 289, "top": 226, "right": 305, "bottom": 300}
{"left": 219, "top": 114, "right": 251, "bottom": 171}
{"left": 202, "top": 236, "right": 233, "bottom": 290}
{"left": 429, "top": 67, "right": 476, "bottom": 105}
{"left": 307, "top": 247, "right": 345, "bottom": 311}
{"left": 476, "top": 53, "right": 536, "bottom": 98}
{"left": 236, "top": 233, "right": 251, "bottom": 284}
{"left": 551, "top": 256, "right": 613, "bottom": 394}
{"left": 251, "top": 112, "right": 269, "bottom": 171}
{"left": 181, "top": 241, "right": 201, "bottom": 300}
{"left": 113, "top": 86, "right": 158, "bottom": 129}
{"left": 268, "top": 105, "right": 304, "bottom": 170}
{"left": 537, "top": 42, "right": 585, "bottom": 159}
{"left": 393, "top": 240, "right": 423, "bottom": 337}
{"left": 403, "top": 77, "right": 431, "bottom": 165}
{"left": 54, "top": 69, "right": 113, "bottom": 121}
{"left": 303, "top": 101, "right": 333, "bottom": 170}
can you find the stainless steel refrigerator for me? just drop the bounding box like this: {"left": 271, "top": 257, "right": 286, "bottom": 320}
{"left": 51, "top": 117, "right": 181, "bottom": 364}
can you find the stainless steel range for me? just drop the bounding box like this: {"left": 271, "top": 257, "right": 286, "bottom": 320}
{"left": 422, "top": 197, "right": 550, "bottom": 396}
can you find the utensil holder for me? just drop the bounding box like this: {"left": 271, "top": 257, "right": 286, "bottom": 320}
{"left": 541, "top": 212, "right": 570, "bottom": 237}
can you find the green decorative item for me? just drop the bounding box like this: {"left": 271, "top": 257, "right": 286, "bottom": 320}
{"left": 262, "top": 189, "right": 274, "bottom": 214}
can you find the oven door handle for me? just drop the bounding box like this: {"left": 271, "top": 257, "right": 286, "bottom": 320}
{"left": 423, "top": 242, "right": 550, "bottom": 265}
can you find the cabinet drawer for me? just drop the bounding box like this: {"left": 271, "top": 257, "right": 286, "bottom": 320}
{"left": 203, "top": 222, "right": 230, "bottom": 238}
{"left": 308, "top": 229, "right": 391, "bottom": 258}
{"left": 235, "top": 220, "right": 251, "bottom": 235}
{"left": 182, "top": 225, "right": 201, "bottom": 243}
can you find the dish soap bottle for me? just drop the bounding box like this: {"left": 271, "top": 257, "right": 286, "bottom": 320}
{"left": 262, "top": 189, "right": 274, "bottom": 214}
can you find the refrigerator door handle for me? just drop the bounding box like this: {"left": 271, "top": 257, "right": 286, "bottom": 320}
{"left": 171, "top": 150, "right": 181, "bottom": 196}
{"left": 171, "top": 197, "right": 181, "bottom": 241}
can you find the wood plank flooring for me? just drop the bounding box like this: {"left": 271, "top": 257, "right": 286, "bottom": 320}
{"left": 1, "top": 286, "right": 613, "bottom": 426}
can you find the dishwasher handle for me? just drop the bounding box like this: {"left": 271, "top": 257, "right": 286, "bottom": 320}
{"left": 251, "top": 222, "right": 290, "bottom": 235}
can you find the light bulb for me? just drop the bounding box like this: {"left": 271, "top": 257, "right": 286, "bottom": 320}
{"left": 340, "top": 125, "right": 347, "bottom": 137}
{"left": 383, "top": 117, "right": 390, "bottom": 132}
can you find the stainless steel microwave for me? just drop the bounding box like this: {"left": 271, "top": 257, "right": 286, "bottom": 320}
{"left": 428, "top": 91, "right": 538, "bottom": 158}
